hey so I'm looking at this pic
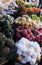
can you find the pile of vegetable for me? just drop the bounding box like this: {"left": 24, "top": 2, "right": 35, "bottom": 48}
{"left": 16, "top": 0, "right": 40, "bottom": 16}
{"left": 31, "top": 14, "right": 40, "bottom": 23}
{"left": 7, "top": 2, "right": 18, "bottom": 10}
{"left": 0, "top": 13, "right": 18, "bottom": 62}
{"left": 15, "top": 37, "right": 41, "bottom": 65}
{"left": 0, "top": 2, "right": 42, "bottom": 64}
{"left": 14, "top": 14, "right": 42, "bottom": 47}
{"left": 14, "top": 14, "right": 41, "bottom": 27}
{"left": 25, "top": 7, "right": 40, "bottom": 13}
{"left": 0, "top": 14, "right": 14, "bottom": 39}
{"left": 16, "top": 0, "right": 29, "bottom": 6}
{"left": 25, "top": 4, "right": 36, "bottom": 8}
{"left": 0, "top": 33, "right": 15, "bottom": 62}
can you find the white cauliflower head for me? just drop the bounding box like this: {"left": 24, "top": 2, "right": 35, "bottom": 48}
{"left": 15, "top": 37, "right": 41, "bottom": 65}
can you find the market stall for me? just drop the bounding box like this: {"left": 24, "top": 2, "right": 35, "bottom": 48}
{"left": 0, "top": 0, "right": 42, "bottom": 65}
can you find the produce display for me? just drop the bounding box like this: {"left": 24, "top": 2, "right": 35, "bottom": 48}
{"left": 16, "top": 0, "right": 41, "bottom": 16}
{"left": 0, "top": 13, "right": 14, "bottom": 39}
{"left": 0, "top": 33, "right": 15, "bottom": 62}
{"left": 8, "top": 2, "right": 18, "bottom": 10}
{"left": 14, "top": 15, "right": 42, "bottom": 47}
{"left": 31, "top": 14, "right": 40, "bottom": 22}
{"left": 0, "top": 1, "right": 18, "bottom": 15}
{"left": 0, "top": 13, "right": 18, "bottom": 63}
{"left": 15, "top": 14, "right": 41, "bottom": 27}
{"left": 15, "top": 26, "right": 35, "bottom": 41}
{"left": 25, "top": 7, "right": 40, "bottom": 13}
{"left": 15, "top": 16, "right": 29, "bottom": 26}
{"left": 0, "top": 0, "right": 42, "bottom": 65}
{"left": 15, "top": 37, "right": 41, "bottom": 65}
{"left": 16, "top": 0, "right": 36, "bottom": 7}
{"left": 16, "top": 0, "right": 29, "bottom": 6}
{"left": 14, "top": 26, "right": 42, "bottom": 47}
{"left": 25, "top": 4, "right": 36, "bottom": 8}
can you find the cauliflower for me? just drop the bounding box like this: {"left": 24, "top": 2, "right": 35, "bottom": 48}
{"left": 15, "top": 37, "right": 41, "bottom": 65}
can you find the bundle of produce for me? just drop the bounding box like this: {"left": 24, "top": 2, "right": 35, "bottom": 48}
{"left": 25, "top": 7, "right": 40, "bottom": 14}
{"left": 0, "top": 13, "right": 18, "bottom": 63}
{"left": 0, "top": 33, "right": 17, "bottom": 62}
{"left": 14, "top": 14, "right": 41, "bottom": 27}
{"left": 25, "top": 4, "right": 36, "bottom": 8}
{"left": 16, "top": 0, "right": 29, "bottom": 6}
{"left": 16, "top": 0, "right": 38, "bottom": 16}
{"left": 17, "top": 7, "right": 40, "bottom": 16}
{"left": 14, "top": 15, "right": 35, "bottom": 26}
{"left": 0, "top": 13, "right": 14, "bottom": 39}
{"left": 2, "top": 2, "right": 18, "bottom": 15}
{"left": 16, "top": 0, "right": 36, "bottom": 7}
{"left": 6, "top": 2, "right": 18, "bottom": 10}
{"left": 15, "top": 37, "right": 41, "bottom": 65}
{"left": 31, "top": 14, "right": 40, "bottom": 23}
{"left": 14, "top": 26, "right": 35, "bottom": 41}
{"left": 14, "top": 14, "right": 42, "bottom": 47}
{"left": 33, "top": 7, "right": 40, "bottom": 13}
{"left": 15, "top": 16, "right": 29, "bottom": 26}
{"left": 0, "top": 1, "right": 18, "bottom": 16}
